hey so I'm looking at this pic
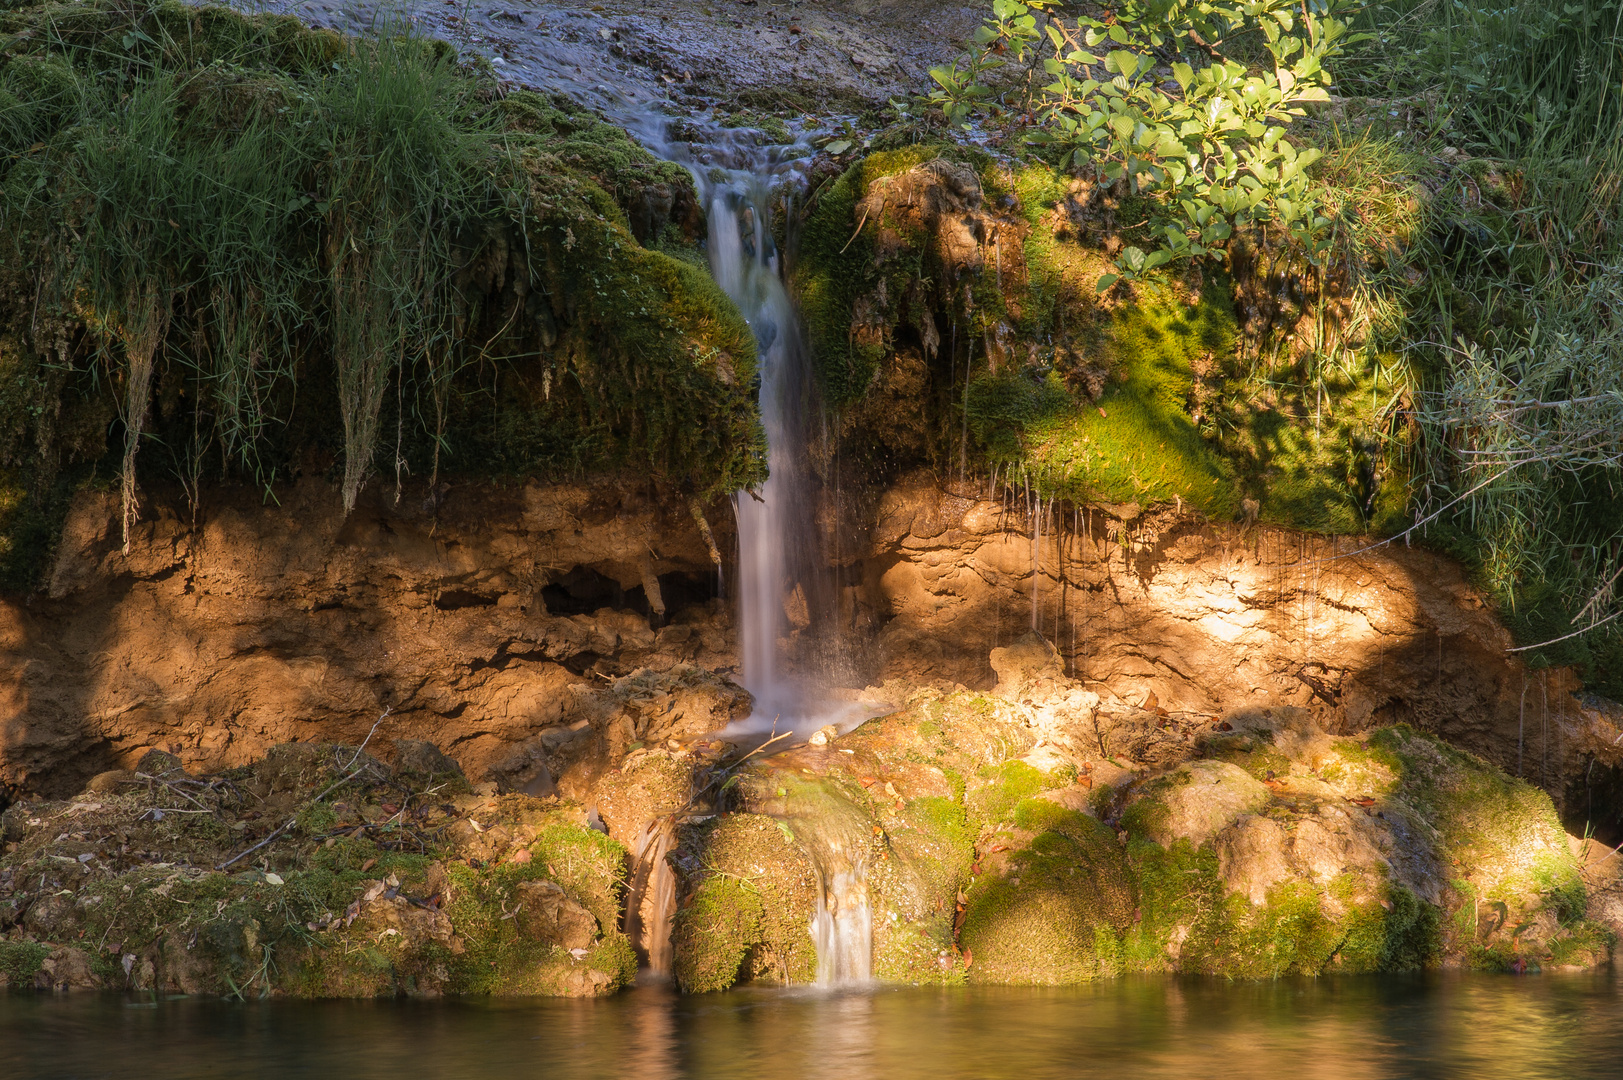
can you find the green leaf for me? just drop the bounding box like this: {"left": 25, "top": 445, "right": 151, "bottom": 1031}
{"left": 825, "top": 139, "right": 853, "bottom": 155}
{"left": 1096, "top": 273, "right": 1121, "bottom": 292}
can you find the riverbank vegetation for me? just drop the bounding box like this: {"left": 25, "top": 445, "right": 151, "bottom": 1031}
{"left": 0, "top": 0, "right": 763, "bottom": 588}
{"left": 797, "top": 0, "right": 1623, "bottom": 692}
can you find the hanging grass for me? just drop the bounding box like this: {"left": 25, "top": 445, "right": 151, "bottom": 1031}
{"left": 0, "top": 0, "right": 762, "bottom": 580}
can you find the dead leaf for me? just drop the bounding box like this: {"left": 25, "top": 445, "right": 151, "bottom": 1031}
{"left": 360, "top": 857, "right": 377, "bottom": 873}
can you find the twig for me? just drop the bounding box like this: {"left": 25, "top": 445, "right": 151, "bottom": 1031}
{"left": 217, "top": 709, "right": 393, "bottom": 870}
{"left": 668, "top": 721, "right": 796, "bottom": 819}
{"left": 343, "top": 707, "right": 392, "bottom": 772}
{"left": 1506, "top": 607, "right": 1623, "bottom": 653}
{"left": 839, "top": 204, "right": 872, "bottom": 254}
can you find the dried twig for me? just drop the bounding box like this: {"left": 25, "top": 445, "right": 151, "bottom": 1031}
{"left": 216, "top": 709, "right": 393, "bottom": 870}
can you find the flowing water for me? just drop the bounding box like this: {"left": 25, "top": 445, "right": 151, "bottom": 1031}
{"left": 623, "top": 112, "right": 878, "bottom": 985}
{"left": 6, "top": 972, "right": 1623, "bottom": 1079}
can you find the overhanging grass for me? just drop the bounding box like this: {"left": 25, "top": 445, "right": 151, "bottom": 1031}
{"left": 0, "top": 0, "right": 762, "bottom": 584}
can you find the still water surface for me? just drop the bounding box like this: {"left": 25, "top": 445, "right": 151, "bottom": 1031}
{"left": 3, "top": 971, "right": 1621, "bottom": 1079}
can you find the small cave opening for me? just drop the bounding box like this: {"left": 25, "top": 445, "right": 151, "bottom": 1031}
{"left": 1566, "top": 762, "right": 1623, "bottom": 849}
{"left": 541, "top": 565, "right": 720, "bottom": 625}
{"left": 434, "top": 589, "right": 499, "bottom": 611}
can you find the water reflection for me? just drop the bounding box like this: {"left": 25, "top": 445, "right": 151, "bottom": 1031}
{"left": 3, "top": 971, "right": 1621, "bottom": 1080}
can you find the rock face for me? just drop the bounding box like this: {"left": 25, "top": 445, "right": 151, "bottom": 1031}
{"left": 3, "top": 470, "right": 1615, "bottom": 822}
{"left": 856, "top": 474, "right": 1615, "bottom": 814}
{"left": 0, "top": 479, "right": 748, "bottom": 797}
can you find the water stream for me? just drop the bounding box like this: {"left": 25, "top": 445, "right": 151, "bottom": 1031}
{"left": 623, "top": 112, "right": 874, "bottom": 985}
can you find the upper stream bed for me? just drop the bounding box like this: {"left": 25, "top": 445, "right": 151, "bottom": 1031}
{"left": 5, "top": 971, "right": 1623, "bottom": 1080}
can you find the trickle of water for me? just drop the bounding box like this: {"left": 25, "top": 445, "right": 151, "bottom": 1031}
{"left": 623, "top": 817, "right": 678, "bottom": 974}
{"left": 811, "top": 864, "right": 873, "bottom": 987}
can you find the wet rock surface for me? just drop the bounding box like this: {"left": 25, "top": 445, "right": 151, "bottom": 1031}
{"left": 247, "top": 0, "right": 980, "bottom": 113}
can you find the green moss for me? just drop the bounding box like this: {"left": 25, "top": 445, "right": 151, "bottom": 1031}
{"left": 959, "top": 808, "right": 1132, "bottom": 983}
{"left": 0, "top": 0, "right": 763, "bottom": 579}
{"left": 1199, "top": 732, "right": 1292, "bottom": 782}
{"left": 1121, "top": 834, "right": 1444, "bottom": 978}
{"left": 794, "top": 144, "right": 974, "bottom": 409}
{"left": 986, "top": 281, "right": 1241, "bottom": 516}
{"left": 0, "top": 940, "right": 48, "bottom": 985}
{"left": 669, "top": 813, "right": 818, "bottom": 992}
{"left": 1371, "top": 726, "right": 1583, "bottom": 913}
{"left": 872, "top": 795, "right": 977, "bottom": 983}
{"left": 1332, "top": 882, "right": 1440, "bottom": 973}
{"left": 671, "top": 876, "right": 763, "bottom": 993}
{"left": 967, "top": 760, "right": 1047, "bottom": 827}
{"left": 440, "top": 855, "right": 634, "bottom": 995}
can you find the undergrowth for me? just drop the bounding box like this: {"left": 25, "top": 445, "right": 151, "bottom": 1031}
{"left": 0, "top": 0, "right": 762, "bottom": 586}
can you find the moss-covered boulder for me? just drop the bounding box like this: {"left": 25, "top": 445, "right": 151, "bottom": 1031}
{"left": 669, "top": 813, "right": 819, "bottom": 991}
{"left": 959, "top": 799, "right": 1133, "bottom": 983}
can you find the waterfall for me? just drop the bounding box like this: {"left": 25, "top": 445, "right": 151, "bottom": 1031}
{"left": 629, "top": 119, "right": 843, "bottom": 738}
{"left": 626, "top": 117, "right": 873, "bottom": 984}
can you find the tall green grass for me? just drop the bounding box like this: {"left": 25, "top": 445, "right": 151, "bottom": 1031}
{"left": 0, "top": 0, "right": 762, "bottom": 580}
{"left": 1333, "top": 0, "right": 1623, "bottom": 682}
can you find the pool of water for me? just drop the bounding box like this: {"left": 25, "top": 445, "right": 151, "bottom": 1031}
{"left": 4, "top": 970, "right": 1622, "bottom": 1079}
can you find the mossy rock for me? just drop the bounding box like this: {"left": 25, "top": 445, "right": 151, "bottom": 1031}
{"left": 959, "top": 802, "right": 1133, "bottom": 983}
{"left": 966, "top": 760, "right": 1048, "bottom": 827}
{"left": 670, "top": 813, "right": 819, "bottom": 992}
{"left": 1121, "top": 759, "right": 1270, "bottom": 848}
{"left": 0, "top": 0, "right": 764, "bottom": 591}
{"left": 871, "top": 795, "right": 976, "bottom": 984}
{"left": 0, "top": 940, "right": 48, "bottom": 988}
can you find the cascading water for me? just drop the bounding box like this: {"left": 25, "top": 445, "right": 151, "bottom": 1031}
{"left": 630, "top": 120, "right": 839, "bottom": 737}
{"left": 630, "top": 117, "right": 873, "bottom": 986}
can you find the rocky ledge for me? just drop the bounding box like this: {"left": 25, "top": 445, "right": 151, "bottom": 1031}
{"left": 3, "top": 638, "right": 1620, "bottom": 995}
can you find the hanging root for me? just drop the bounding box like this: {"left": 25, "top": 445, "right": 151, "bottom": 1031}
{"left": 120, "top": 288, "right": 170, "bottom": 554}
{"left": 689, "top": 497, "right": 723, "bottom": 567}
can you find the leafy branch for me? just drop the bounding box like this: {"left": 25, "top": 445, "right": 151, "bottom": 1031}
{"left": 925, "top": 0, "right": 1368, "bottom": 288}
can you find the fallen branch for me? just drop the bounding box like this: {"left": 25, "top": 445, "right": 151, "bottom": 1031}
{"left": 216, "top": 708, "right": 392, "bottom": 871}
